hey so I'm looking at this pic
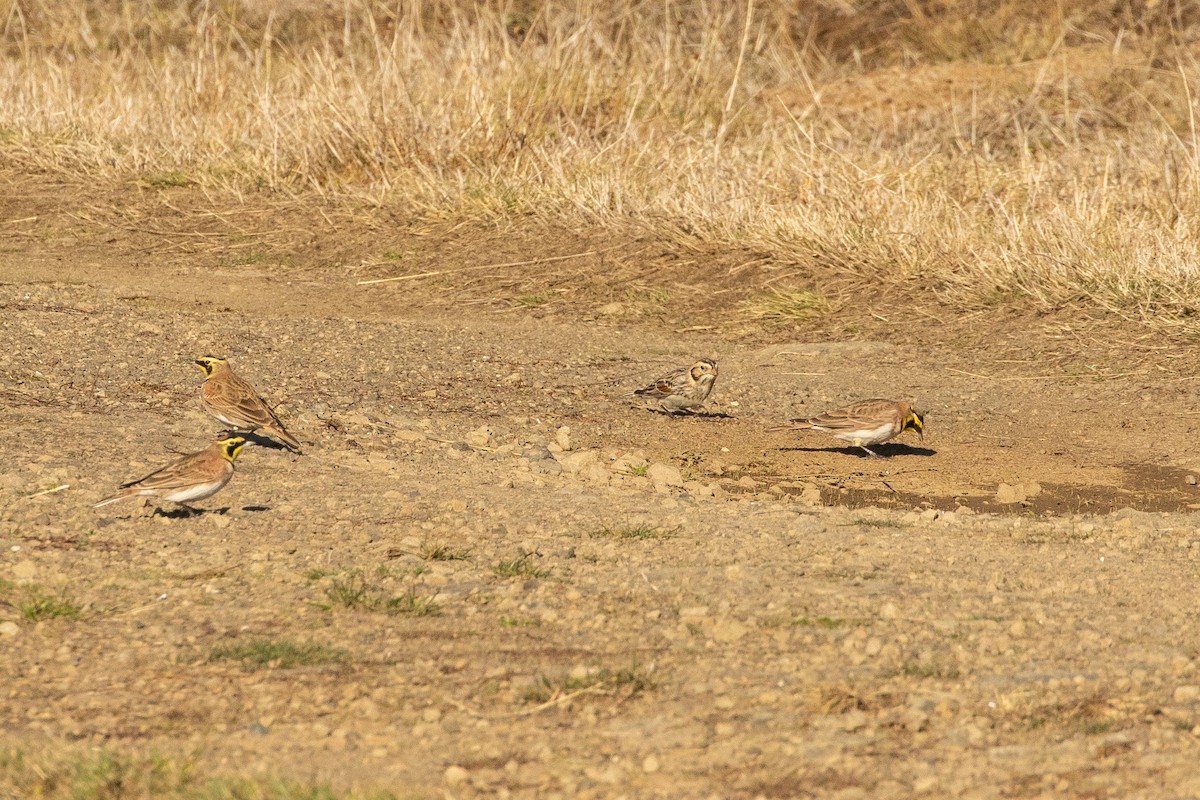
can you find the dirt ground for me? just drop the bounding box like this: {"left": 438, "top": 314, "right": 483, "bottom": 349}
{"left": 4, "top": 175, "right": 1200, "bottom": 798}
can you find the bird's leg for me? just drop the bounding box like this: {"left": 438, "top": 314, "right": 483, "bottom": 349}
{"left": 859, "top": 445, "right": 882, "bottom": 458}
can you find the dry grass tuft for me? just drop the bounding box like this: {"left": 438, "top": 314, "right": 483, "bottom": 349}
{"left": 6, "top": 1, "right": 1200, "bottom": 324}
{"left": 741, "top": 289, "right": 831, "bottom": 324}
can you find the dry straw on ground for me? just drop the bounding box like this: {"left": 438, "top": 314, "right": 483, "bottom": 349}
{"left": 4, "top": 1, "right": 1200, "bottom": 323}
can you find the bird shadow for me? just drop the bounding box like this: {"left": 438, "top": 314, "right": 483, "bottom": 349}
{"left": 241, "top": 505, "right": 272, "bottom": 512}
{"left": 154, "top": 506, "right": 229, "bottom": 519}
{"left": 638, "top": 408, "right": 734, "bottom": 419}
{"left": 779, "top": 444, "right": 937, "bottom": 458}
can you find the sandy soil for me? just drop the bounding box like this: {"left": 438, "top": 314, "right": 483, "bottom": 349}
{"left": 4, "top": 177, "right": 1200, "bottom": 798}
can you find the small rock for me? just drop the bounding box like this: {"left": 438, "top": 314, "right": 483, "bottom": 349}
{"left": 1187, "top": 475, "right": 1198, "bottom": 486}
{"left": 646, "top": 463, "right": 684, "bottom": 493}
{"left": 530, "top": 459, "right": 563, "bottom": 477}
{"left": 995, "top": 482, "right": 1042, "bottom": 504}
{"left": 558, "top": 449, "right": 599, "bottom": 475}
{"left": 795, "top": 483, "right": 822, "bottom": 506}
{"left": 555, "top": 426, "right": 572, "bottom": 451}
{"left": 995, "top": 483, "right": 1023, "bottom": 504}
{"left": 394, "top": 429, "right": 426, "bottom": 442}
{"left": 642, "top": 754, "right": 660, "bottom": 773}
{"left": 0, "top": 621, "right": 19, "bottom": 637}
{"left": 598, "top": 302, "right": 624, "bottom": 315}
{"left": 444, "top": 765, "right": 468, "bottom": 785}
{"left": 582, "top": 462, "right": 611, "bottom": 484}
{"left": 1173, "top": 685, "right": 1200, "bottom": 703}
{"left": 465, "top": 426, "right": 494, "bottom": 448}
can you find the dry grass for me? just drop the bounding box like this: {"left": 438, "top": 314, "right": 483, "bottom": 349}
{"left": 5, "top": 1, "right": 1200, "bottom": 322}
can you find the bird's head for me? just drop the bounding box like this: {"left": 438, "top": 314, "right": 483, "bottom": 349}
{"left": 195, "top": 355, "right": 228, "bottom": 377}
{"left": 690, "top": 358, "right": 719, "bottom": 384}
{"left": 903, "top": 407, "right": 926, "bottom": 440}
{"left": 217, "top": 436, "right": 248, "bottom": 462}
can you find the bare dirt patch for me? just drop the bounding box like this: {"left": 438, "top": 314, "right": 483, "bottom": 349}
{"left": 5, "top": 183, "right": 1200, "bottom": 797}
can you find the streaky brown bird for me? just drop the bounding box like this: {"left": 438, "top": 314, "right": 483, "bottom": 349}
{"left": 633, "top": 357, "right": 719, "bottom": 414}
{"left": 195, "top": 356, "right": 302, "bottom": 452}
{"left": 772, "top": 398, "right": 925, "bottom": 457}
{"left": 95, "top": 436, "right": 247, "bottom": 511}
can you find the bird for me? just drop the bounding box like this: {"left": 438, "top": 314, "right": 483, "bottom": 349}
{"left": 195, "top": 356, "right": 302, "bottom": 452}
{"left": 94, "top": 436, "right": 248, "bottom": 512}
{"left": 634, "top": 358, "right": 719, "bottom": 414}
{"left": 774, "top": 399, "right": 925, "bottom": 457}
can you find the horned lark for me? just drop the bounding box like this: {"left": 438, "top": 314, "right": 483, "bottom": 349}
{"left": 95, "top": 436, "right": 247, "bottom": 511}
{"left": 195, "top": 356, "right": 302, "bottom": 452}
{"left": 634, "top": 358, "right": 719, "bottom": 414}
{"left": 776, "top": 399, "right": 925, "bottom": 457}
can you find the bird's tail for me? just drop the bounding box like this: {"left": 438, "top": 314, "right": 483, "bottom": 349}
{"left": 93, "top": 489, "right": 135, "bottom": 508}
{"left": 766, "top": 419, "right": 815, "bottom": 433}
{"left": 265, "top": 424, "right": 303, "bottom": 453}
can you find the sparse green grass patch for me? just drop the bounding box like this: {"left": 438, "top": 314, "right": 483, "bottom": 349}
{"left": 420, "top": 543, "right": 472, "bottom": 561}
{"left": 230, "top": 251, "right": 266, "bottom": 266}
{"left": 208, "top": 639, "right": 349, "bottom": 670}
{"left": 888, "top": 660, "right": 962, "bottom": 680}
{"left": 139, "top": 170, "right": 192, "bottom": 188}
{"left": 792, "top": 616, "right": 850, "bottom": 629}
{"left": 16, "top": 586, "right": 83, "bottom": 622}
{"left": 522, "top": 665, "right": 656, "bottom": 705}
{"left": 851, "top": 517, "right": 906, "bottom": 529}
{"left": 321, "top": 572, "right": 375, "bottom": 611}
{"left": 313, "top": 570, "right": 442, "bottom": 616}
{"left": 626, "top": 287, "right": 670, "bottom": 307}
{"left": 515, "top": 293, "right": 550, "bottom": 308}
{"left": 493, "top": 555, "right": 550, "bottom": 579}
{"left": 592, "top": 524, "right": 678, "bottom": 540}
{"left": 383, "top": 588, "right": 442, "bottom": 618}
{"left": 0, "top": 746, "right": 395, "bottom": 798}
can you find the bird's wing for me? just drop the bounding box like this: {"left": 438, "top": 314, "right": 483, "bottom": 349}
{"left": 215, "top": 374, "right": 281, "bottom": 428}
{"left": 121, "top": 449, "right": 211, "bottom": 491}
{"left": 635, "top": 366, "right": 687, "bottom": 397}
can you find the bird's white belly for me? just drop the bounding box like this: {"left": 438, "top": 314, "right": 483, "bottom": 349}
{"left": 212, "top": 410, "right": 243, "bottom": 427}
{"left": 829, "top": 422, "right": 896, "bottom": 446}
{"left": 663, "top": 394, "right": 701, "bottom": 409}
{"left": 162, "top": 480, "right": 225, "bottom": 503}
